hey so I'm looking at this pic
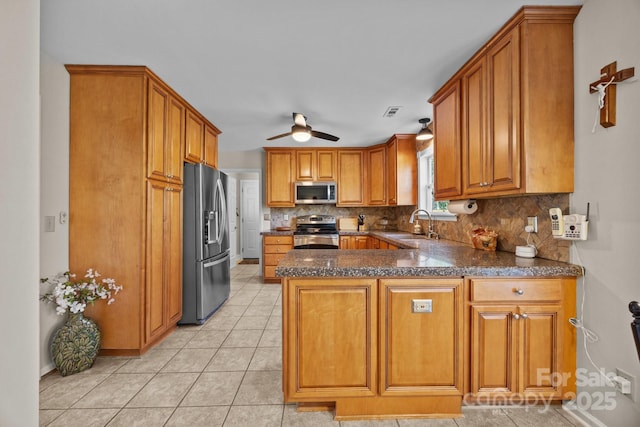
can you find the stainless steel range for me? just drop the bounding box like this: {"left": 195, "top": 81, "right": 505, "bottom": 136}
{"left": 294, "top": 215, "right": 339, "bottom": 249}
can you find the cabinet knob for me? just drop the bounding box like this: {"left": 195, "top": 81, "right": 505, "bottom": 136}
{"left": 521, "top": 313, "right": 528, "bottom": 319}
{"left": 514, "top": 288, "right": 524, "bottom": 295}
{"left": 513, "top": 313, "right": 520, "bottom": 320}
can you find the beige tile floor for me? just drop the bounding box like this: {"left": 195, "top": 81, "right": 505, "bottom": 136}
{"left": 39, "top": 264, "right": 583, "bottom": 427}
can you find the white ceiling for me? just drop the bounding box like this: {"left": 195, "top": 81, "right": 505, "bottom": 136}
{"left": 41, "top": 0, "right": 583, "bottom": 153}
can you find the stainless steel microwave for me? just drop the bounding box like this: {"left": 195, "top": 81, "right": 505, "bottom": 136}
{"left": 295, "top": 181, "right": 337, "bottom": 204}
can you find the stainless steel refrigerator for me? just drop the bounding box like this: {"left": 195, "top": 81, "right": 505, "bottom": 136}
{"left": 180, "top": 163, "right": 231, "bottom": 324}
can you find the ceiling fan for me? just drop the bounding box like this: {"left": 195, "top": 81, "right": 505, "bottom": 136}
{"left": 266, "top": 113, "right": 339, "bottom": 142}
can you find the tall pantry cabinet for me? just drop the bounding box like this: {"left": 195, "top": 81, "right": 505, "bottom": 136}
{"left": 67, "top": 65, "right": 218, "bottom": 355}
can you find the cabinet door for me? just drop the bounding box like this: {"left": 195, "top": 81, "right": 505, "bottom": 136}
{"left": 285, "top": 278, "right": 377, "bottom": 399}
{"left": 379, "top": 279, "right": 464, "bottom": 396}
{"left": 203, "top": 124, "right": 218, "bottom": 169}
{"left": 316, "top": 149, "right": 337, "bottom": 181}
{"left": 166, "top": 97, "right": 185, "bottom": 183}
{"left": 266, "top": 150, "right": 295, "bottom": 207}
{"left": 147, "top": 81, "right": 169, "bottom": 181}
{"left": 146, "top": 181, "right": 169, "bottom": 342}
{"left": 339, "top": 235, "right": 353, "bottom": 249}
{"left": 185, "top": 109, "right": 204, "bottom": 163}
{"left": 462, "top": 57, "right": 487, "bottom": 194}
{"left": 354, "top": 236, "right": 369, "bottom": 249}
{"left": 386, "top": 139, "right": 398, "bottom": 205}
{"left": 432, "top": 82, "right": 462, "bottom": 199}
{"left": 337, "top": 150, "right": 365, "bottom": 206}
{"left": 166, "top": 184, "right": 183, "bottom": 325}
{"left": 366, "top": 145, "right": 387, "bottom": 205}
{"left": 519, "top": 304, "right": 563, "bottom": 398}
{"left": 295, "top": 150, "right": 315, "bottom": 181}
{"left": 486, "top": 28, "right": 520, "bottom": 193}
{"left": 470, "top": 305, "right": 518, "bottom": 397}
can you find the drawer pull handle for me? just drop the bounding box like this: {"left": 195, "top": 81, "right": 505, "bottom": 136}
{"left": 514, "top": 288, "right": 524, "bottom": 295}
{"left": 513, "top": 313, "right": 520, "bottom": 320}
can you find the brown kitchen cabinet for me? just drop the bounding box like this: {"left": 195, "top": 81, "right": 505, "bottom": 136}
{"left": 295, "top": 149, "right": 337, "bottom": 181}
{"left": 66, "top": 65, "right": 214, "bottom": 354}
{"left": 429, "top": 6, "right": 580, "bottom": 200}
{"left": 379, "top": 279, "right": 464, "bottom": 396}
{"left": 283, "top": 278, "right": 378, "bottom": 401}
{"left": 386, "top": 135, "right": 417, "bottom": 206}
{"left": 282, "top": 277, "right": 464, "bottom": 418}
{"left": 265, "top": 148, "right": 296, "bottom": 207}
{"left": 339, "top": 235, "right": 369, "bottom": 249}
{"left": 146, "top": 180, "right": 183, "bottom": 340}
{"left": 262, "top": 235, "right": 293, "bottom": 282}
{"left": 365, "top": 145, "right": 387, "bottom": 206}
{"left": 337, "top": 149, "right": 365, "bottom": 206}
{"left": 147, "top": 80, "right": 184, "bottom": 184}
{"left": 467, "top": 277, "right": 576, "bottom": 400}
{"left": 184, "top": 108, "right": 221, "bottom": 167}
{"left": 431, "top": 82, "right": 462, "bottom": 199}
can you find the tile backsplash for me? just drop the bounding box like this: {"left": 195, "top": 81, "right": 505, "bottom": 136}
{"left": 269, "top": 193, "right": 570, "bottom": 262}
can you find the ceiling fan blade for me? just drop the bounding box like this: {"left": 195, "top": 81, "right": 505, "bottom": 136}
{"left": 293, "top": 112, "right": 307, "bottom": 127}
{"left": 266, "top": 131, "right": 293, "bottom": 141}
{"left": 310, "top": 130, "right": 339, "bottom": 142}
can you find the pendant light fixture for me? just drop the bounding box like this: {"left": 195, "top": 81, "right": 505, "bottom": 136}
{"left": 416, "top": 118, "right": 434, "bottom": 141}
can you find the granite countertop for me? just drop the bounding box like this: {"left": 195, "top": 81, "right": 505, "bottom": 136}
{"left": 274, "top": 231, "right": 583, "bottom": 278}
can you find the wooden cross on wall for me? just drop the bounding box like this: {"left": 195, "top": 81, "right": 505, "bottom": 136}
{"left": 589, "top": 61, "right": 635, "bottom": 128}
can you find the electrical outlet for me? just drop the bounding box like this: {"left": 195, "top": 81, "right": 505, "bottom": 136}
{"left": 616, "top": 368, "right": 637, "bottom": 402}
{"left": 526, "top": 216, "right": 538, "bottom": 233}
{"left": 412, "top": 299, "right": 432, "bottom": 313}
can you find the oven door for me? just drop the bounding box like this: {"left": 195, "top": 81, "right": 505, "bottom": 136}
{"left": 294, "top": 234, "right": 339, "bottom": 249}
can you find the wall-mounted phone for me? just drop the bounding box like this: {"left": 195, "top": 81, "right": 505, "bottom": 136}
{"left": 549, "top": 206, "right": 589, "bottom": 241}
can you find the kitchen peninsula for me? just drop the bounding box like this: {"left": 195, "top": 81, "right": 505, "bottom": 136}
{"left": 275, "top": 232, "right": 581, "bottom": 420}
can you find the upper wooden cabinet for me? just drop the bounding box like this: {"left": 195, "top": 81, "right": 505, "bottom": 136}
{"left": 147, "top": 80, "right": 184, "bottom": 184}
{"left": 337, "top": 149, "right": 366, "bottom": 206}
{"left": 429, "top": 6, "right": 580, "bottom": 200}
{"left": 65, "top": 65, "right": 217, "bottom": 354}
{"left": 185, "top": 108, "right": 221, "bottom": 168}
{"left": 432, "top": 82, "right": 462, "bottom": 199}
{"left": 295, "top": 149, "right": 337, "bottom": 181}
{"left": 366, "top": 145, "right": 387, "bottom": 206}
{"left": 265, "top": 141, "right": 415, "bottom": 207}
{"left": 386, "top": 135, "right": 417, "bottom": 206}
{"left": 265, "top": 148, "right": 296, "bottom": 207}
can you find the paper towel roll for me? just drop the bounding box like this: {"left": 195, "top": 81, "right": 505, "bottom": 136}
{"left": 447, "top": 199, "right": 478, "bottom": 215}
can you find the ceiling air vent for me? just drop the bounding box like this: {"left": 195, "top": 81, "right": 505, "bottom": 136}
{"left": 383, "top": 106, "right": 402, "bottom": 118}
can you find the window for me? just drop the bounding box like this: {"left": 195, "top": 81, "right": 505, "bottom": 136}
{"left": 417, "top": 145, "right": 456, "bottom": 220}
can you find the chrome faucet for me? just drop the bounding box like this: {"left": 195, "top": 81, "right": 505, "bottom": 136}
{"left": 409, "top": 209, "right": 439, "bottom": 239}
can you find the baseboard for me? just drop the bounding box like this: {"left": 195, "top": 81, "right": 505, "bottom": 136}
{"left": 40, "top": 363, "right": 55, "bottom": 378}
{"left": 562, "top": 401, "right": 607, "bottom": 427}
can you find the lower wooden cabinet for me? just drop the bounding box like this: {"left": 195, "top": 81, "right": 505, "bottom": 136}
{"left": 282, "top": 277, "right": 465, "bottom": 418}
{"left": 262, "top": 235, "right": 293, "bottom": 282}
{"left": 467, "top": 277, "right": 576, "bottom": 400}
{"left": 339, "top": 235, "right": 369, "bottom": 249}
{"left": 284, "top": 278, "right": 378, "bottom": 399}
{"left": 379, "top": 279, "right": 464, "bottom": 396}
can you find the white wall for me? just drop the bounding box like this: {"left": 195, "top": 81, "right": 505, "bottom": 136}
{"left": 572, "top": 0, "right": 640, "bottom": 425}
{"left": 39, "top": 54, "right": 70, "bottom": 374}
{"left": 0, "top": 0, "right": 40, "bottom": 425}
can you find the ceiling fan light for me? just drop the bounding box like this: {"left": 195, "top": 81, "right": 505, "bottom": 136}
{"left": 291, "top": 125, "right": 311, "bottom": 142}
{"left": 416, "top": 118, "right": 434, "bottom": 141}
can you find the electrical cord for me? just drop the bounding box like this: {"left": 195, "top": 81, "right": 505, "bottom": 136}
{"left": 570, "top": 244, "right": 616, "bottom": 387}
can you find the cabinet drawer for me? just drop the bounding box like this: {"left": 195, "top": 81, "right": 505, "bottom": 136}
{"left": 264, "top": 253, "right": 287, "bottom": 266}
{"left": 264, "top": 244, "right": 292, "bottom": 254}
{"left": 264, "top": 235, "right": 293, "bottom": 245}
{"left": 470, "top": 278, "right": 562, "bottom": 302}
{"left": 264, "top": 265, "right": 278, "bottom": 279}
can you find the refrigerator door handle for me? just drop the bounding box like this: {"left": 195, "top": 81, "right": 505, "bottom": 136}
{"left": 204, "top": 254, "right": 229, "bottom": 268}
{"left": 215, "top": 177, "right": 227, "bottom": 244}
